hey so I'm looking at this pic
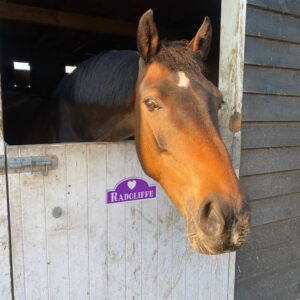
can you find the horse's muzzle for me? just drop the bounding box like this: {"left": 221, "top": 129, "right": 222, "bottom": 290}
{"left": 187, "top": 195, "right": 251, "bottom": 255}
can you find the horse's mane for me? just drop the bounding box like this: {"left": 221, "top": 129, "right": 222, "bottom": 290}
{"left": 54, "top": 50, "right": 139, "bottom": 109}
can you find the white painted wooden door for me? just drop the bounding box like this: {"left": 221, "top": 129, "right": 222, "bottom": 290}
{"left": 7, "top": 142, "right": 234, "bottom": 300}
{"left": 0, "top": 105, "right": 12, "bottom": 299}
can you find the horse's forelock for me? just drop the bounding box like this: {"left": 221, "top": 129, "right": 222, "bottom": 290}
{"left": 151, "top": 40, "right": 206, "bottom": 76}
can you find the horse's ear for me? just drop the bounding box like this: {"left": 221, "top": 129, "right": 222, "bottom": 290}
{"left": 188, "top": 16, "right": 212, "bottom": 60}
{"left": 137, "top": 9, "right": 160, "bottom": 63}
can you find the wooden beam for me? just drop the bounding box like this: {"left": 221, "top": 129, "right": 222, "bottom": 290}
{"left": 218, "top": 0, "right": 247, "bottom": 298}
{"left": 0, "top": 2, "right": 137, "bottom": 37}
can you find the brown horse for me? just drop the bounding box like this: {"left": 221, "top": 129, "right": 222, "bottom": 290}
{"left": 13, "top": 10, "right": 250, "bottom": 254}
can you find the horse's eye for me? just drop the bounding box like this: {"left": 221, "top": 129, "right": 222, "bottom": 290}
{"left": 144, "top": 98, "right": 161, "bottom": 112}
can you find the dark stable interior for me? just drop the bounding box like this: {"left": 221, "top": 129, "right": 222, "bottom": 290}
{"left": 0, "top": 0, "right": 221, "bottom": 145}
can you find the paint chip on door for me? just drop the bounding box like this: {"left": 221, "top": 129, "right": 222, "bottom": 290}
{"left": 107, "top": 178, "right": 157, "bottom": 204}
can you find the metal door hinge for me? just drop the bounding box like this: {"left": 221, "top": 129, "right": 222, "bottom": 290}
{"left": 0, "top": 155, "right": 58, "bottom": 175}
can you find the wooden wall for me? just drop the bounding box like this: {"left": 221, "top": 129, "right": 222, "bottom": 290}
{"left": 235, "top": 0, "right": 300, "bottom": 299}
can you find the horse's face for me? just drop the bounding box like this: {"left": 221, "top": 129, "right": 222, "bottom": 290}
{"left": 135, "top": 10, "right": 250, "bottom": 255}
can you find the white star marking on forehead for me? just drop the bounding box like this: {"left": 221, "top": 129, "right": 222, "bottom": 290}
{"left": 177, "top": 71, "right": 190, "bottom": 88}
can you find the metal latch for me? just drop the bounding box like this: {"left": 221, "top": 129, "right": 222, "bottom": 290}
{"left": 0, "top": 155, "right": 58, "bottom": 175}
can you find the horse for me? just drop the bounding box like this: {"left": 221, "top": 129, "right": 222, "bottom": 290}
{"left": 16, "top": 10, "right": 250, "bottom": 254}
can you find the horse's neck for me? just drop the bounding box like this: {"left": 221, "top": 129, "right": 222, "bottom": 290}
{"left": 94, "top": 109, "right": 135, "bottom": 142}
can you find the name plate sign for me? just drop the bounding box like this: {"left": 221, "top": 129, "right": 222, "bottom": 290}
{"left": 107, "top": 178, "right": 157, "bottom": 204}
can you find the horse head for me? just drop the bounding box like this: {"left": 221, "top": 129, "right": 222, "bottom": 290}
{"left": 134, "top": 10, "right": 250, "bottom": 254}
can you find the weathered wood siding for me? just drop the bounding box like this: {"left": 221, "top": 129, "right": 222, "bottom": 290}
{"left": 217, "top": 0, "right": 247, "bottom": 296}
{"left": 7, "top": 142, "right": 233, "bottom": 300}
{"left": 235, "top": 1, "right": 300, "bottom": 299}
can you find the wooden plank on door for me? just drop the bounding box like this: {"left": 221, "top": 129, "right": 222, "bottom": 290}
{"left": 44, "top": 144, "right": 69, "bottom": 300}
{"left": 7, "top": 147, "right": 25, "bottom": 300}
{"left": 0, "top": 83, "right": 12, "bottom": 298}
{"left": 86, "top": 143, "right": 108, "bottom": 300}
{"left": 171, "top": 208, "right": 187, "bottom": 300}
{"left": 124, "top": 143, "right": 142, "bottom": 299}
{"left": 19, "top": 146, "right": 48, "bottom": 299}
{"left": 0, "top": 145, "right": 12, "bottom": 299}
{"left": 198, "top": 255, "right": 212, "bottom": 299}
{"left": 185, "top": 247, "right": 199, "bottom": 300}
{"left": 107, "top": 143, "right": 126, "bottom": 299}
{"left": 140, "top": 172, "right": 158, "bottom": 300}
{"left": 157, "top": 187, "right": 174, "bottom": 299}
{"left": 0, "top": 171, "right": 11, "bottom": 299}
{"left": 210, "top": 254, "right": 230, "bottom": 300}
{"left": 65, "top": 144, "right": 89, "bottom": 299}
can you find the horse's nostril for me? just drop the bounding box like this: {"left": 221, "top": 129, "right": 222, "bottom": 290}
{"left": 198, "top": 198, "right": 225, "bottom": 237}
{"left": 202, "top": 200, "right": 213, "bottom": 218}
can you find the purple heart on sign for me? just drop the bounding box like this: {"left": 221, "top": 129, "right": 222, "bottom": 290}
{"left": 107, "top": 178, "right": 157, "bottom": 204}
